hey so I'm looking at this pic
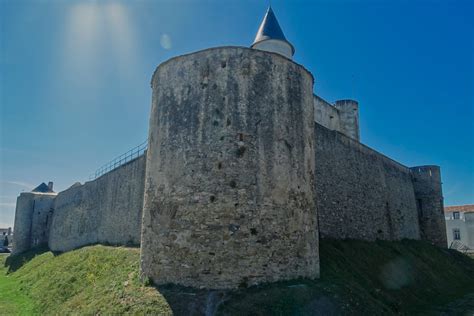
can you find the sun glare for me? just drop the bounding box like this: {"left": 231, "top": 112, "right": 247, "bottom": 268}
{"left": 66, "top": 3, "right": 100, "bottom": 55}
{"left": 62, "top": 2, "right": 137, "bottom": 77}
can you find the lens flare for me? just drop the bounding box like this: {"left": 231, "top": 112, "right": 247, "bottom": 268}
{"left": 160, "top": 34, "right": 172, "bottom": 50}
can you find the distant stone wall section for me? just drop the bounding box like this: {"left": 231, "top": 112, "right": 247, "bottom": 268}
{"left": 12, "top": 192, "right": 56, "bottom": 254}
{"left": 49, "top": 155, "right": 146, "bottom": 252}
{"left": 313, "top": 95, "right": 341, "bottom": 132}
{"left": 313, "top": 96, "right": 360, "bottom": 141}
{"left": 334, "top": 100, "right": 359, "bottom": 141}
{"left": 411, "top": 166, "right": 447, "bottom": 247}
{"left": 315, "top": 123, "right": 421, "bottom": 241}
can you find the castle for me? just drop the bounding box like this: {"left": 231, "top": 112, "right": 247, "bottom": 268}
{"left": 13, "top": 7, "right": 447, "bottom": 289}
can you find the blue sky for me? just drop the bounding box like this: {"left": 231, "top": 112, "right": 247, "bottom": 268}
{"left": 0, "top": 0, "right": 473, "bottom": 228}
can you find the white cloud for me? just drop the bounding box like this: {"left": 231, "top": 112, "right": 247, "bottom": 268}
{"left": 1, "top": 181, "right": 34, "bottom": 190}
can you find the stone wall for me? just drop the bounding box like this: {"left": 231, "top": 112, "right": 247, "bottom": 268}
{"left": 313, "top": 96, "right": 360, "bottom": 141}
{"left": 313, "top": 95, "right": 341, "bottom": 132}
{"left": 314, "top": 123, "right": 421, "bottom": 241}
{"left": 334, "top": 100, "right": 359, "bottom": 141}
{"left": 141, "top": 47, "right": 319, "bottom": 289}
{"left": 411, "top": 166, "right": 447, "bottom": 247}
{"left": 13, "top": 193, "right": 35, "bottom": 254}
{"left": 30, "top": 194, "right": 56, "bottom": 248}
{"left": 12, "top": 192, "right": 56, "bottom": 254}
{"left": 11, "top": 45, "right": 448, "bottom": 291}
{"left": 48, "top": 155, "right": 146, "bottom": 252}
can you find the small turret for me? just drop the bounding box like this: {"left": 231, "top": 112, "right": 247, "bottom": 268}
{"left": 410, "top": 165, "right": 447, "bottom": 247}
{"left": 12, "top": 193, "right": 35, "bottom": 254}
{"left": 334, "top": 99, "right": 360, "bottom": 141}
{"left": 251, "top": 7, "right": 295, "bottom": 59}
{"left": 12, "top": 182, "right": 57, "bottom": 254}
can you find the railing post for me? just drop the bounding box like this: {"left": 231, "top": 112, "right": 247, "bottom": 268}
{"left": 89, "top": 140, "right": 148, "bottom": 181}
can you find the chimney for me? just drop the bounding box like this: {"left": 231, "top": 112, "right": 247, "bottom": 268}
{"left": 48, "top": 181, "right": 54, "bottom": 191}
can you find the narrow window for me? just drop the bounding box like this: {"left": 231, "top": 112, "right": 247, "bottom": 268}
{"left": 416, "top": 199, "right": 423, "bottom": 217}
{"left": 385, "top": 202, "right": 393, "bottom": 239}
{"left": 453, "top": 228, "right": 461, "bottom": 240}
{"left": 453, "top": 212, "right": 460, "bottom": 220}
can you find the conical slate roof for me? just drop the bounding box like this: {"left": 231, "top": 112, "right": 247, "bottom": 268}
{"left": 251, "top": 7, "right": 294, "bottom": 54}
{"left": 32, "top": 182, "right": 54, "bottom": 193}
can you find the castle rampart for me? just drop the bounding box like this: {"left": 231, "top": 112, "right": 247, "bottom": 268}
{"left": 141, "top": 47, "right": 319, "bottom": 289}
{"left": 313, "top": 96, "right": 360, "bottom": 141}
{"left": 48, "top": 154, "right": 146, "bottom": 252}
{"left": 11, "top": 45, "right": 448, "bottom": 290}
{"left": 314, "top": 123, "right": 420, "bottom": 241}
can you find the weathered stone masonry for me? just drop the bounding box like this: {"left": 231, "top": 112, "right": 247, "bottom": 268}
{"left": 411, "top": 166, "right": 447, "bottom": 248}
{"left": 13, "top": 154, "right": 146, "bottom": 255}
{"left": 141, "top": 47, "right": 319, "bottom": 289}
{"left": 13, "top": 192, "right": 56, "bottom": 254}
{"left": 12, "top": 47, "right": 447, "bottom": 290}
{"left": 315, "top": 123, "right": 421, "bottom": 241}
{"left": 49, "top": 155, "right": 145, "bottom": 252}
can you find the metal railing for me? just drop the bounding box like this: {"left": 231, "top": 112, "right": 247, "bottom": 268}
{"left": 89, "top": 140, "right": 148, "bottom": 180}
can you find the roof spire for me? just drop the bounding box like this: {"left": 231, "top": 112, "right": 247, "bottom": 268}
{"left": 251, "top": 6, "right": 295, "bottom": 59}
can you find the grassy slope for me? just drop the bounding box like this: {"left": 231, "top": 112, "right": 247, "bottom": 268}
{"left": 0, "top": 246, "right": 172, "bottom": 315}
{"left": 219, "top": 240, "right": 474, "bottom": 315}
{"left": 0, "top": 255, "right": 35, "bottom": 315}
{"left": 1, "top": 240, "right": 474, "bottom": 315}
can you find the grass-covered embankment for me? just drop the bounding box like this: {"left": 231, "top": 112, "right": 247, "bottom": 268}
{"left": 0, "top": 255, "right": 35, "bottom": 315}
{"left": 219, "top": 240, "right": 474, "bottom": 315}
{"left": 1, "top": 240, "right": 474, "bottom": 315}
{"left": 0, "top": 246, "right": 172, "bottom": 315}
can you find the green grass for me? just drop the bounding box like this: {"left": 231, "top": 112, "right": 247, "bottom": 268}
{"left": 0, "top": 255, "right": 35, "bottom": 315}
{"left": 218, "top": 239, "right": 474, "bottom": 315}
{"left": 1, "top": 240, "right": 474, "bottom": 315}
{"left": 0, "top": 246, "right": 172, "bottom": 315}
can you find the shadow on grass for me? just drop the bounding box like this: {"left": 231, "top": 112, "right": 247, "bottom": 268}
{"left": 4, "top": 245, "right": 50, "bottom": 273}
{"left": 154, "top": 278, "right": 340, "bottom": 316}
{"left": 153, "top": 240, "right": 474, "bottom": 315}
{"left": 154, "top": 283, "right": 229, "bottom": 316}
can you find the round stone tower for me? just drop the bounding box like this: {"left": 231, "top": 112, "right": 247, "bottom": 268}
{"left": 410, "top": 165, "right": 447, "bottom": 247}
{"left": 140, "top": 47, "right": 319, "bottom": 289}
{"left": 12, "top": 193, "right": 36, "bottom": 255}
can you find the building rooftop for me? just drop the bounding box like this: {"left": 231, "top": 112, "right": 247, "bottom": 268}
{"left": 251, "top": 6, "right": 295, "bottom": 55}
{"left": 32, "top": 182, "right": 54, "bottom": 193}
{"left": 445, "top": 204, "right": 474, "bottom": 213}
